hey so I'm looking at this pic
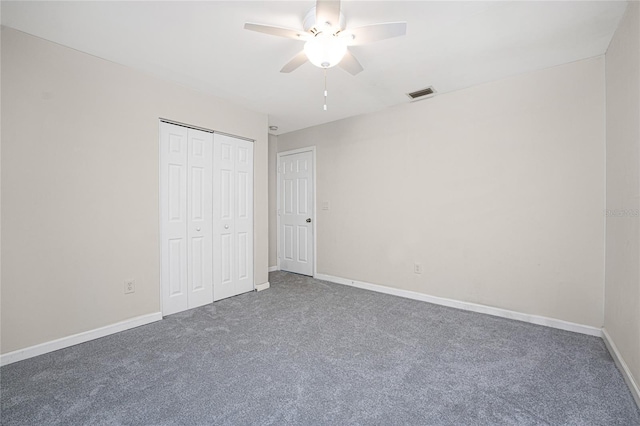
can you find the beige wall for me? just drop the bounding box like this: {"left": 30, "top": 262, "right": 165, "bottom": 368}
{"left": 604, "top": 1, "right": 640, "bottom": 396}
{"left": 1, "top": 28, "right": 269, "bottom": 354}
{"left": 278, "top": 57, "right": 606, "bottom": 328}
{"left": 268, "top": 134, "right": 278, "bottom": 269}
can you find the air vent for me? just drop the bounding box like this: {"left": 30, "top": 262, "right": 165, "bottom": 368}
{"left": 407, "top": 86, "right": 436, "bottom": 101}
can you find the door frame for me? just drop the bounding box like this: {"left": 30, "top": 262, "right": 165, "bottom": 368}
{"left": 276, "top": 147, "right": 317, "bottom": 277}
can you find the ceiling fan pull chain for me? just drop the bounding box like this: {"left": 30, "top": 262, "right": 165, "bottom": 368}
{"left": 323, "top": 68, "right": 328, "bottom": 111}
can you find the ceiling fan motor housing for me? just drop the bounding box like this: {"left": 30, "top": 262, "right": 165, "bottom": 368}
{"left": 303, "top": 6, "right": 346, "bottom": 34}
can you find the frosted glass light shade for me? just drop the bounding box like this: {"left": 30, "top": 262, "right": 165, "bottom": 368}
{"left": 304, "top": 34, "right": 347, "bottom": 69}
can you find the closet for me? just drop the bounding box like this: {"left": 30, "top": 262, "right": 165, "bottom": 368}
{"left": 160, "top": 121, "right": 254, "bottom": 316}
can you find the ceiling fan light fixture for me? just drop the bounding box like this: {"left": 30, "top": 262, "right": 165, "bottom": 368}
{"left": 304, "top": 33, "right": 347, "bottom": 69}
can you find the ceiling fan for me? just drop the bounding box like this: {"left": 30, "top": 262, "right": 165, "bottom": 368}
{"left": 244, "top": 0, "right": 407, "bottom": 75}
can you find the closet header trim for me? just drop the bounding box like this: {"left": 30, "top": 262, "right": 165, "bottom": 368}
{"left": 159, "top": 118, "right": 255, "bottom": 143}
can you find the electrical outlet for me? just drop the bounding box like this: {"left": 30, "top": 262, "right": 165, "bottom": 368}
{"left": 414, "top": 263, "right": 423, "bottom": 274}
{"left": 124, "top": 279, "right": 135, "bottom": 294}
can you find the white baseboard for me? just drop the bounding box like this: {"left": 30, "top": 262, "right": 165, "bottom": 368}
{"left": 255, "top": 281, "right": 270, "bottom": 291}
{"left": 0, "top": 312, "right": 163, "bottom": 367}
{"left": 315, "top": 273, "right": 602, "bottom": 337}
{"left": 602, "top": 328, "right": 640, "bottom": 408}
{"left": 268, "top": 266, "right": 279, "bottom": 272}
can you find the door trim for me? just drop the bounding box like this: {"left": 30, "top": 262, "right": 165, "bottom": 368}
{"left": 276, "top": 147, "right": 317, "bottom": 277}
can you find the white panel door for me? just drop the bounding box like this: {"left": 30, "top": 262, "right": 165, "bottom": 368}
{"left": 161, "top": 122, "right": 214, "bottom": 316}
{"left": 279, "top": 150, "right": 314, "bottom": 276}
{"left": 213, "top": 134, "right": 254, "bottom": 301}
{"left": 161, "top": 123, "right": 189, "bottom": 315}
{"left": 187, "top": 128, "right": 213, "bottom": 309}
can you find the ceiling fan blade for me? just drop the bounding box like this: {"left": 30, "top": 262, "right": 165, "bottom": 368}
{"left": 339, "top": 50, "right": 363, "bottom": 76}
{"left": 315, "top": 0, "right": 341, "bottom": 28}
{"left": 244, "top": 23, "right": 308, "bottom": 40}
{"left": 348, "top": 22, "right": 407, "bottom": 46}
{"left": 280, "top": 51, "right": 309, "bottom": 73}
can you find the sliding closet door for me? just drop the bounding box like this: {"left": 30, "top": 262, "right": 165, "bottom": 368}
{"left": 186, "top": 128, "right": 213, "bottom": 309}
{"left": 160, "top": 123, "right": 188, "bottom": 315}
{"left": 160, "top": 122, "right": 213, "bottom": 316}
{"left": 213, "top": 134, "right": 254, "bottom": 301}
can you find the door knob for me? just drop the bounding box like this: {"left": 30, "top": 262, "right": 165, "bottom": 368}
{"left": 196, "top": 227, "right": 201, "bottom": 231}
{"left": 306, "top": 218, "right": 311, "bottom": 223}
{"left": 225, "top": 225, "right": 229, "bottom": 229}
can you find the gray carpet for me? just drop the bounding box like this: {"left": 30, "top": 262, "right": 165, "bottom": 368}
{"left": 2, "top": 271, "right": 639, "bottom": 425}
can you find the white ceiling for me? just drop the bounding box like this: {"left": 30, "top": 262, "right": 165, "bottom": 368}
{"left": 1, "top": 1, "right": 628, "bottom": 135}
